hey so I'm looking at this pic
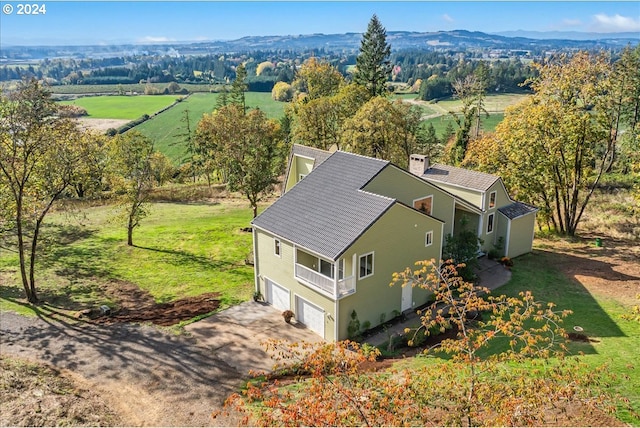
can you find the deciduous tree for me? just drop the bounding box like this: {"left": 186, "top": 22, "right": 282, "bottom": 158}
{"left": 0, "top": 79, "right": 100, "bottom": 303}
{"left": 292, "top": 57, "right": 344, "bottom": 100}
{"left": 493, "top": 51, "right": 619, "bottom": 235}
{"left": 196, "top": 105, "right": 283, "bottom": 217}
{"left": 106, "top": 131, "right": 156, "bottom": 246}
{"left": 353, "top": 14, "right": 392, "bottom": 98}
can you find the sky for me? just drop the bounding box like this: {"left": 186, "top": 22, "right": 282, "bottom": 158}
{"left": 1, "top": 1, "right": 639, "bottom": 46}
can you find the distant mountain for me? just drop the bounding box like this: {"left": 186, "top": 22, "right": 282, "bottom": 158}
{"left": 494, "top": 30, "right": 640, "bottom": 41}
{"left": 2, "top": 30, "right": 638, "bottom": 61}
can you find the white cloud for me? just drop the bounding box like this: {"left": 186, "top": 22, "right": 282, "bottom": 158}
{"left": 442, "top": 14, "right": 454, "bottom": 23}
{"left": 590, "top": 13, "right": 640, "bottom": 32}
{"left": 137, "top": 36, "right": 176, "bottom": 43}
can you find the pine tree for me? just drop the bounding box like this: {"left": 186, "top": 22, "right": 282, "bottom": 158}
{"left": 230, "top": 63, "right": 247, "bottom": 113}
{"left": 354, "top": 14, "right": 392, "bottom": 98}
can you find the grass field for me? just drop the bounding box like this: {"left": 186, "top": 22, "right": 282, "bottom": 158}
{"left": 423, "top": 112, "right": 505, "bottom": 138}
{"left": 0, "top": 201, "right": 257, "bottom": 315}
{"left": 50, "top": 83, "right": 224, "bottom": 95}
{"left": 134, "top": 92, "right": 287, "bottom": 165}
{"left": 59, "top": 95, "right": 179, "bottom": 120}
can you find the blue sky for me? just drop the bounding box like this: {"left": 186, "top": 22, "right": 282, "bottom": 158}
{"left": 1, "top": 1, "right": 639, "bottom": 46}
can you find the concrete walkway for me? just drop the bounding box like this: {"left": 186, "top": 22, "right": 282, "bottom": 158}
{"left": 365, "top": 257, "right": 512, "bottom": 347}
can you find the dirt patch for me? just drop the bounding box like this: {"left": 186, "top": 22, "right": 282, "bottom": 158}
{"left": 85, "top": 280, "right": 221, "bottom": 326}
{"left": 76, "top": 117, "right": 129, "bottom": 132}
{"left": 0, "top": 355, "right": 121, "bottom": 427}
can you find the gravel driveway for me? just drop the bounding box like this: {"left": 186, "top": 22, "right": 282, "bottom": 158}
{"left": 1, "top": 311, "right": 244, "bottom": 426}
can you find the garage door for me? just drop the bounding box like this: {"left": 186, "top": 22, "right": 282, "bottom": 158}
{"left": 266, "top": 279, "right": 289, "bottom": 311}
{"left": 296, "top": 297, "right": 325, "bottom": 338}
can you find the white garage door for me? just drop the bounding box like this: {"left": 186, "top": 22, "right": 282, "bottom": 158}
{"left": 266, "top": 279, "right": 289, "bottom": 311}
{"left": 296, "top": 297, "right": 325, "bottom": 338}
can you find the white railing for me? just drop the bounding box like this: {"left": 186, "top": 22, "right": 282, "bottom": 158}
{"left": 295, "top": 264, "right": 356, "bottom": 298}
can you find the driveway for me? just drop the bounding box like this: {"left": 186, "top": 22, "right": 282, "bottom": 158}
{"left": 0, "top": 301, "right": 319, "bottom": 426}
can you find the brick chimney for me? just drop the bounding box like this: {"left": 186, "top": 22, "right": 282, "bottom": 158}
{"left": 409, "top": 154, "right": 429, "bottom": 177}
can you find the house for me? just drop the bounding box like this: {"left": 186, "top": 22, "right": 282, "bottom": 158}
{"left": 251, "top": 145, "right": 537, "bottom": 341}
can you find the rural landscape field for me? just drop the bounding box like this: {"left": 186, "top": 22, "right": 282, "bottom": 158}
{"left": 1, "top": 3, "right": 639, "bottom": 426}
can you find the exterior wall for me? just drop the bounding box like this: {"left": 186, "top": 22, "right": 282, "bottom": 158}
{"left": 364, "top": 166, "right": 457, "bottom": 238}
{"left": 336, "top": 204, "right": 443, "bottom": 340}
{"left": 495, "top": 212, "right": 509, "bottom": 258}
{"left": 284, "top": 155, "right": 315, "bottom": 193}
{"left": 453, "top": 207, "right": 480, "bottom": 240}
{"left": 428, "top": 181, "right": 482, "bottom": 208}
{"left": 505, "top": 213, "right": 536, "bottom": 258}
{"left": 254, "top": 228, "right": 337, "bottom": 340}
{"left": 477, "top": 180, "right": 512, "bottom": 254}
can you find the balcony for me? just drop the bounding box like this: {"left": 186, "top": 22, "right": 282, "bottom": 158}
{"left": 295, "top": 263, "right": 356, "bottom": 298}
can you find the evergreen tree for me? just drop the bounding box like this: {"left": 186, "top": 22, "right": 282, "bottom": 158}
{"left": 230, "top": 63, "right": 248, "bottom": 113}
{"left": 354, "top": 14, "right": 392, "bottom": 98}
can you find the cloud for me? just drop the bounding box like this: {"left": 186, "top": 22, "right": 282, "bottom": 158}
{"left": 590, "top": 13, "right": 640, "bottom": 32}
{"left": 137, "top": 36, "right": 176, "bottom": 43}
{"left": 442, "top": 14, "right": 454, "bottom": 23}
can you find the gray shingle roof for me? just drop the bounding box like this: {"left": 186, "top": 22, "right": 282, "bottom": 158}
{"left": 290, "top": 144, "right": 332, "bottom": 167}
{"left": 498, "top": 201, "right": 538, "bottom": 220}
{"left": 253, "top": 151, "right": 394, "bottom": 260}
{"left": 422, "top": 163, "right": 499, "bottom": 192}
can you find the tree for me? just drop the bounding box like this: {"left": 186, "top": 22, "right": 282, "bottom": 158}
{"left": 292, "top": 57, "right": 344, "bottom": 100}
{"left": 444, "top": 74, "right": 488, "bottom": 165}
{"left": 271, "top": 81, "right": 294, "bottom": 102}
{"left": 107, "top": 131, "right": 156, "bottom": 246}
{"left": 493, "top": 51, "right": 619, "bottom": 235}
{"left": 0, "top": 79, "right": 99, "bottom": 303}
{"left": 353, "top": 14, "right": 392, "bottom": 98}
{"left": 230, "top": 63, "right": 248, "bottom": 113}
{"left": 218, "top": 260, "right": 613, "bottom": 426}
{"left": 196, "top": 105, "right": 283, "bottom": 217}
{"left": 341, "top": 97, "right": 421, "bottom": 167}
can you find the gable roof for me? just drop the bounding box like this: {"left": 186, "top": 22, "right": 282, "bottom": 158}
{"left": 290, "top": 144, "right": 332, "bottom": 166}
{"left": 422, "top": 163, "right": 499, "bottom": 192}
{"left": 498, "top": 201, "right": 539, "bottom": 220}
{"left": 253, "top": 151, "right": 395, "bottom": 260}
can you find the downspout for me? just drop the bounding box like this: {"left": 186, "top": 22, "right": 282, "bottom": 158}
{"left": 505, "top": 219, "right": 511, "bottom": 258}
{"left": 252, "top": 227, "right": 260, "bottom": 295}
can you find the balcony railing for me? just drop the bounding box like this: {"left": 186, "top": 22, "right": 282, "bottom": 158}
{"left": 295, "top": 263, "right": 356, "bottom": 298}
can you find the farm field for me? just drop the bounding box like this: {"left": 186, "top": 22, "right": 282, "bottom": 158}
{"left": 51, "top": 83, "right": 223, "bottom": 95}
{"left": 59, "top": 95, "right": 179, "bottom": 120}
{"left": 134, "top": 92, "right": 286, "bottom": 164}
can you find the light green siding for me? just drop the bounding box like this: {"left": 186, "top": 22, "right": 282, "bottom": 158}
{"left": 254, "top": 228, "right": 337, "bottom": 340}
{"left": 284, "top": 155, "right": 315, "bottom": 192}
{"left": 478, "top": 180, "right": 513, "bottom": 253}
{"left": 364, "top": 165, "right": 457, "bottom": 238}
{"left": 430, "top": 182, "right": 482, "bottom": 208}
{"left": 336, "top": 204, "right": 443, "bottom": 340}
{"left": 505, "top": 213, "right": 536, "bottom": 258}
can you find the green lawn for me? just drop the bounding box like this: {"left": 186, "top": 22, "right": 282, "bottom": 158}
{"left": 134, "top": 92, "right": 287, "bottom": 165}
{"left": 59, "top": 95, "right": 179, "bottom": 120}
{"left": 422, "top": 113, "right": 505, "bottom": 139}
{"left": 0, "top": 201, "right": 256, "bottom": 316}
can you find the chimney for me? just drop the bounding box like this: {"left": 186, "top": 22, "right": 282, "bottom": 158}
{"left": 409, "top": 154, "right": 429, "bottom": 177}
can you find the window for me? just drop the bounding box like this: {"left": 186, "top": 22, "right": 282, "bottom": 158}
{"left": 489, "top": 191, "right": 496, "bottom": 209}
{"left": 425, "top": 231, "right": 433, "bottom": 247}
{"left": 319, "top": 259, "right": 334, "bottom": 278}
{"left": 413, "top": 196, "right": 433, "bottom": 216}
{"left": 359, "top": 252, "right": 374, "bottom": 279}
{"left": 274, "top": 239, "right": 281, "bottom": 257}
{"left": 487, "top": 213, "right": 494, "bottom": 234}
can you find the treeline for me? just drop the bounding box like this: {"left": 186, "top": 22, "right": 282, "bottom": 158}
{"left": 1, "top": 48, "right": 536, "bottom": 94}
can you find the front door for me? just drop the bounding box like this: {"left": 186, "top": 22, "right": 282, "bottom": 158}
{"left": 401, "top": 282, "right": 413, "bottom": 312}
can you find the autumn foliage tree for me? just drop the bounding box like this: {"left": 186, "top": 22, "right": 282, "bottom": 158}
{"left": 219, "top": 260, "right": 616, "bottom": 426}
{"left": 0, "top": 79, "right": 102, "bottom": 303}
{"left": 196, "top": 105, "right": 283, "bottom": 217}
{"left": 466, "top": 51, "right": 633, "bottom": 235}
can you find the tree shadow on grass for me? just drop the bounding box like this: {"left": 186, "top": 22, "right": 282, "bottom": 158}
{"left": 133, "top": 244, "right": 248, "bottom": 272}
{"left": 502, "top": 248, "right": 637, "bottom": 356}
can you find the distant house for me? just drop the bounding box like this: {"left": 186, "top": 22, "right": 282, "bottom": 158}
{"left": 251, "top": 145, "right": 537, "bottom": 341}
